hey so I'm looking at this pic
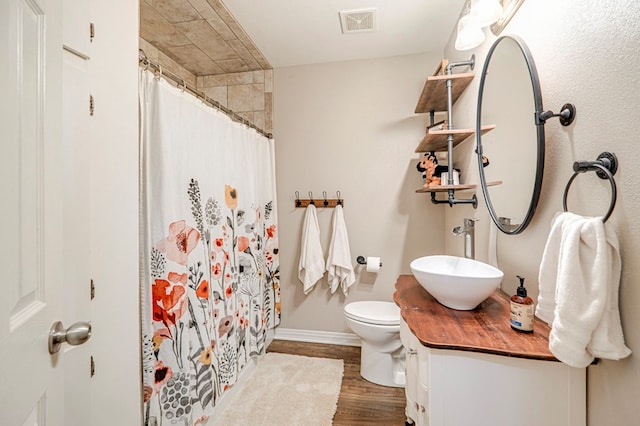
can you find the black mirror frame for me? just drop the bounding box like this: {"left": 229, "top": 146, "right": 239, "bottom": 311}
{"left": 476, "top": 35, "right": 545, "bottom": 235}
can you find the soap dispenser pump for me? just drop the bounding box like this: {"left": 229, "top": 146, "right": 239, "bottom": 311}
{"left": 510, "top": 275, "right": 534, "bottom": 333}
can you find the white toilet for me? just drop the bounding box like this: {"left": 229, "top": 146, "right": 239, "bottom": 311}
{"left": 344, "top": 301, "right": 405, "bottom": 388}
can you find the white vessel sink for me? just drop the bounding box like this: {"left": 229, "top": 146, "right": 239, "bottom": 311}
{"left": 410, "top": 255, "right": 504, "bottom": 310}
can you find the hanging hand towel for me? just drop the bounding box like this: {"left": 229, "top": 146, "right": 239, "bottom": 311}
{"left": 326, "top": 205, "right": 355, "bottom": 295}
{"left": 536, "top": 212, "right": 582, "bottom": 324}
{"left": 537, "top": 212, "right": 631, "bottom": 367}
{"left": 298, "top": 204, "right": 325, "bottom": 294}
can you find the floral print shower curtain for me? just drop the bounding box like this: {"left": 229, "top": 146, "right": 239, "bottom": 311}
{"left": 139, "top": 70, "right": 280, "bottom": 425}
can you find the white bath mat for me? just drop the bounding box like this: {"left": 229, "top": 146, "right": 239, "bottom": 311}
{"left": 211, "top": 352, "right": 344, "bottom": 425}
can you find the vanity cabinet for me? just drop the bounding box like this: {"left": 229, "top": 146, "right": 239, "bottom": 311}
{"left": 395, "top": 275, "right": 586, "bottom": 426}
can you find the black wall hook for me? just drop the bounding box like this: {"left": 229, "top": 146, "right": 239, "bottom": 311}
{"left": 538, "top": 103, "right": 576, "bottom": 126}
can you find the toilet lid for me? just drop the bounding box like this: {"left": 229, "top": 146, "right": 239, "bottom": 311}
{"left": 344, "top": 301, "right": 400, "bottom": 326}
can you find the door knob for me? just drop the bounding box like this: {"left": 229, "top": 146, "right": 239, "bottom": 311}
{"left": 48, "top": 321, "right": 92, "bottom": 354}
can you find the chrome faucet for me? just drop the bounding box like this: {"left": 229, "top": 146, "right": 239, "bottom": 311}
{"left": 452, "top": 218, "right": 478, "bottom": 259}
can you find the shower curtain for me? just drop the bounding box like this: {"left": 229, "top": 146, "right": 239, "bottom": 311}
{"left": 139, "top": 70, "right": 280, "bottom": 425}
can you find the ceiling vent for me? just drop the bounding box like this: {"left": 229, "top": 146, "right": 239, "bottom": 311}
{"left": 339, "top": 8, "right": 376, "bottom": 34}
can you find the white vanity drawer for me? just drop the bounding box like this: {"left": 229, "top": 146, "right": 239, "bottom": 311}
{"left": 405, "top": 393, "right": 418, "bottom": 425}
{"left": 417, "top": 345, "right": 430, "bottom": 388}
{"left": 416, "top": 402, "right": 429, "bottom": 426}
{"left": 405, "top": 346, "right": 419, "bottom": 401}
{"left": 400, "top": 318, "right": 419, "bottom": 350}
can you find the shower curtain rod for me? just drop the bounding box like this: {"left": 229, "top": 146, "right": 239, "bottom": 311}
{"left": 138, "top": 49, "right": 273, "bottom": 140}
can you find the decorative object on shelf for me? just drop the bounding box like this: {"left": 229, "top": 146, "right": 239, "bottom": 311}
{"left": 476, "top": 35, "right": 544, "bottom": 234}
{"left": 440, "top": 170, "right": 460, "bottom": 186}
{"left": 428, "top": 120, "right": 446, "bottom": 131}
{"left": 562, "top": 152, "right": 618, "bottom": 222}
{"left": 295, "top": 190, "right": 344, "bottom": 208}
{"left": 537, "top": 103, "right": 577, "bottom": 126}
{"left": 416, "top": 153, "right": 444, "bottom": 188}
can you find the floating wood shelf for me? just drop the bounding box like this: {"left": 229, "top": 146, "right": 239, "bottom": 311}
{"left": 415, "top": 180, "right": 502, "bottom": 193}
{"left": 414, "top": 73, "right": 475, "bottom": 113}
{"left": 415, "top": 124, "right": 496, "bottom": 153}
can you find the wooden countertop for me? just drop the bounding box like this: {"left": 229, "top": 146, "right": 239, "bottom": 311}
{"left": 394, "top": 275, "right": 558, "bottom": 362}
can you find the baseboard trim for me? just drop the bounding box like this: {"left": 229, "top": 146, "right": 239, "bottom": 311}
{"left": 274, "top": 328, "right": 361, "bottom": 347}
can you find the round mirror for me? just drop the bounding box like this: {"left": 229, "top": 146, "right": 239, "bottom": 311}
{"left": 476, "top": 35, "right": 545, "bottom": 235}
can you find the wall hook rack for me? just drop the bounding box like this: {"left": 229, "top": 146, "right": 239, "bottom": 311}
{"left": 295, "top": 190, "right": 344, "bottom": 208}
{"left": 538, "top": 103, "right": 576, "bottom": 126}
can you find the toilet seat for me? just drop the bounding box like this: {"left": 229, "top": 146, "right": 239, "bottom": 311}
{"left": 344, "top": 301, "right": 400, "bottom": 326}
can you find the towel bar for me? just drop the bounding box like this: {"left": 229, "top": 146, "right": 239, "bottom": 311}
{"left": 562, "top": 152, "right": 617, "bottom": 222}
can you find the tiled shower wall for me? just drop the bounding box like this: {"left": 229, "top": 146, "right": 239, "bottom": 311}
{"left": 139, "top": 37, "right": 273, "bottom": 134}
{"left": 197, "top": 70, "right": 273, "bottom": 134}
{"left": 140, "top": 38, "right": 198, "bottom": 86}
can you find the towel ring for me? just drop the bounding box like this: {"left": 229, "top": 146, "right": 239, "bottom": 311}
{"left": 562, "top": 152, "right": 617, "bottom": 222}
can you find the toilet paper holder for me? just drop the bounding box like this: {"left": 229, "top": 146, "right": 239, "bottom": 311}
{"left": 356, "top": 256, "right": 382, "bottom": 267}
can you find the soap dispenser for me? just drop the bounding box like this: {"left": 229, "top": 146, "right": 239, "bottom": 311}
{"left": 510, "top": 275, "right": 534, "bottom": 333}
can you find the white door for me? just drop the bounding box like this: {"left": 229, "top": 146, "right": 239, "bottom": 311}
{"left": 0, "top": 0, "right": 67, "bottom": 424}
{"left": 61, "top": 0, "right": 93, "bottom": 421}
{"left": 0, "top": 0, "right": 96, "bottom": 424}
{"left": 1, "top": 0, "right": 141, "bottom": 423}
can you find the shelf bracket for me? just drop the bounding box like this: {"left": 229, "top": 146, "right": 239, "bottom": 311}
{"left": 445, "top": 54, "right": 475, "bottom": 75}
{"left": 430, "top": 191, "right": 477, "bottom": 208}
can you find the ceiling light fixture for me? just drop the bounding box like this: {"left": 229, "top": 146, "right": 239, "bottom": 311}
{"left": 467, "top": 0, "right": 503, "bottom": 27}
{"left": 455, "top": 15, "right": 486, "bottom": 51}
{"left": 454, "top": 0, "right": 503, "bottom": 51}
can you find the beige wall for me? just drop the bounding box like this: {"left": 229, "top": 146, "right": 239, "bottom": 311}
{"left": 443, "top": 1, "right": 640, "bottom": 424}
{"left": 274, "top": 53, "right": 446, "bottom": 333}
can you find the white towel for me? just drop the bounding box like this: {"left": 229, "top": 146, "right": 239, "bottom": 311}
{"left": 537, "top": 212, "right": 631, "bottom": 367}
{"left": 298, "top": 204, "right": 325, "bottom": 294}
{"left": 536, "top": 212, "right": 582, "bottom": 324}
{"left": 326, "top": 205, "right": 355, "bottom": 295}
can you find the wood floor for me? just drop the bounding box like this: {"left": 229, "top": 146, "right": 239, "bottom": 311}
{"left": 267, "top": 339, "right": 407, "bottom": 426}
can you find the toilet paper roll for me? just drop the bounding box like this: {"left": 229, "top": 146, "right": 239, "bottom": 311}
{"left": 366, "top": 256, "right": 381, "bottom": 273}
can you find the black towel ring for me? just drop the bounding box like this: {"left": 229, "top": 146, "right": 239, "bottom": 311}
{"left": 562, "top": 152, "right": 617, "bottom": 222}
